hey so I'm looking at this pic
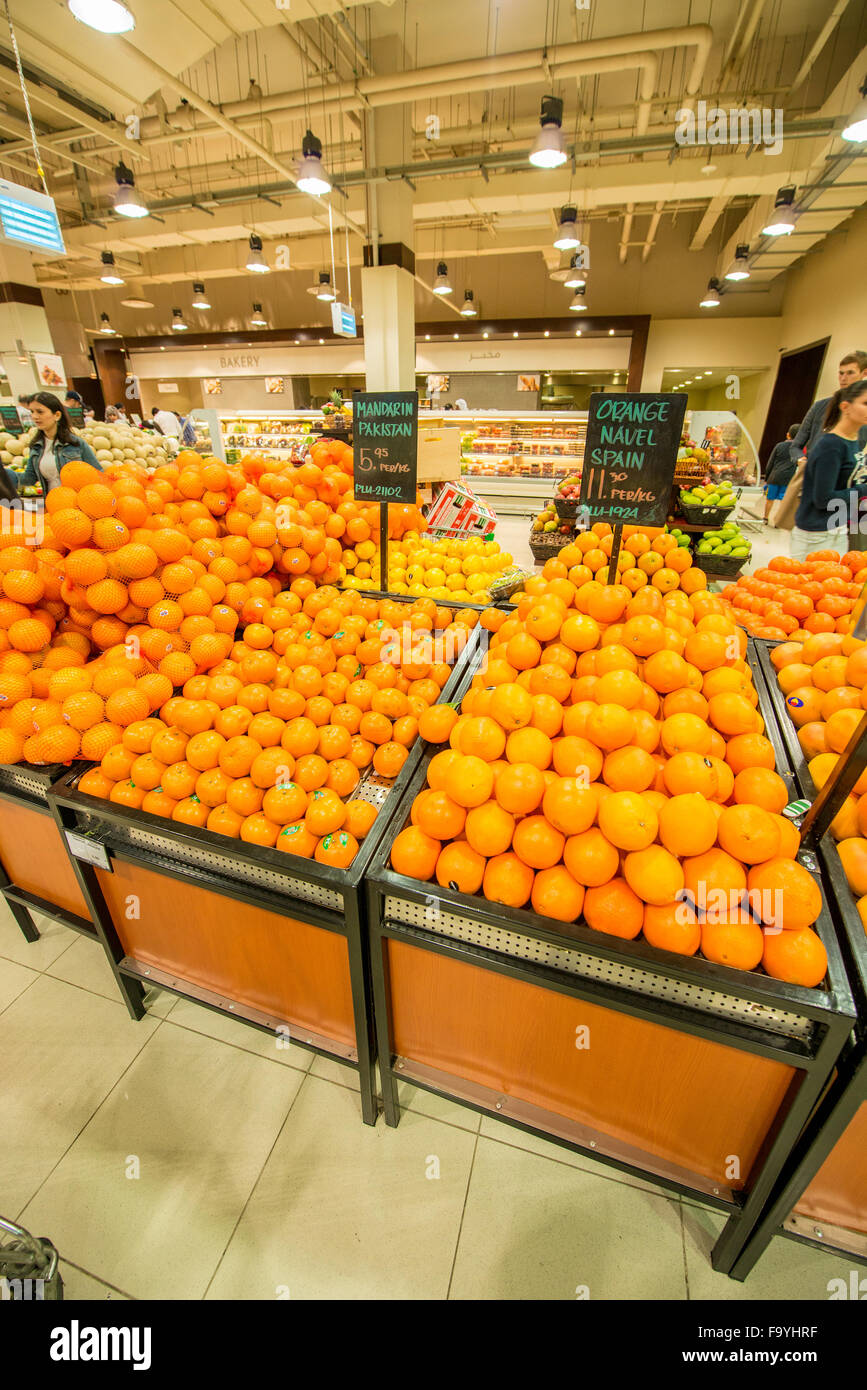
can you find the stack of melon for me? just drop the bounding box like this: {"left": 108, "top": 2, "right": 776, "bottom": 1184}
{"left": 79, "top": 422, "right": 175, "bottom": 470}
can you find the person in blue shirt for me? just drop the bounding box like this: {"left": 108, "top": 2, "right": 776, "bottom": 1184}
{"left": 792, "top": 381, "right": 867, "bottom": 561}
{"left": 4, "top": 391, "right": 100, "bottom": 497}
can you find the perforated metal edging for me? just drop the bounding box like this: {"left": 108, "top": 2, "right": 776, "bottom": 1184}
{"left": 383, "top": 893, "right": 813, "bottom": 1039}
{"left": 0, "top": 762, "right": 65, "bottom": 804}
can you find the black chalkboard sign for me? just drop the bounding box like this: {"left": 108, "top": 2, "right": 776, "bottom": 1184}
{"left": 353, "top": 390, "right": 418, "bottom": 504}
{"left": 579, "top": 392, "right": 687, "bottom": 529}
{"left": 0, "top": 406, "right": 22, "bottom": 437}
{"left": 67, "top": 405, "right": 85, "bottom": 428}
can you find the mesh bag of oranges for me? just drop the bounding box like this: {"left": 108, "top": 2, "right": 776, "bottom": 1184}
{"left": 74, "top": 585, "right": 477, "bottom": 868}
{"left": 388, "top": 570, "right": 829, "bottom": 990}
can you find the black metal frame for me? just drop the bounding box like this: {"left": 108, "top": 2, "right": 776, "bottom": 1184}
{"left": 44, "top": 618, "right": 484, "bottom": 1127}
{"left": 0, "top": 762, "right": 97, "bottom": 945}
{"left": 364, "top": 638, "right": 856, "bottom": 1259}
{"left": 713, "top": 640, "right": 867, "bottom": 1275}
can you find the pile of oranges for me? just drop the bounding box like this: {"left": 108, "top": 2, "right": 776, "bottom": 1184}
{"left": 510, "top": 525, "right": 710, "bottom": 599}
{"left": 75, "top": 586, "right": 475, "bottom": 865}
{"left": 389, "top": 562, "right": 828, "bottom": 988}
{"left": 0, "top": 438, "right": 431, "bottom": 766}
{"left": 722, "top": 551, "right": 866, "bottom": 641}
{"left": 771, "top": 630, "right": 867, "bottom": 932}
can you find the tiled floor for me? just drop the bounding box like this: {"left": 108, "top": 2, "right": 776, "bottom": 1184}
{"left": 0, "top": 899, "right": 857, "bottom": 1301}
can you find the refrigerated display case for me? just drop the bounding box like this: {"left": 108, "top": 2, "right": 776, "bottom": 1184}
{"left": 459, "top": 411, "right": 586, "bottom": 515}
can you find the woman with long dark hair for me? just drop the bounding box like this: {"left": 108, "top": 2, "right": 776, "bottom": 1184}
{"left": 4, "top": 391, "right": 100, "bottom": 496}
{"left": 792, "top": 380, "right": 867, "bottom": 560}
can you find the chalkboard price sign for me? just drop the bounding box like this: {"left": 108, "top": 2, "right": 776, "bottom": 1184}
{"left": 579, "top": 392, "right": 687, "bottom": 529}
{"left": 0, "top": 405, "right": 22, "bottom": 436}
{"left": 353, "top": 390, "right": 418, "bottom": 504}
{"left": 66, "top": 405, "right": 85, "bottom": 428}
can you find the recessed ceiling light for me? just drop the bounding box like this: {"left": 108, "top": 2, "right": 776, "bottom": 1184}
{"left": 575, "top": 329, "right": 582, "bottom": 336}
{"left": 319, "top": 338, "right": 324, "bottom": 344}
{"left": 483, "top": 332, "right": 489, "bottom": 338}
{"left": 701, "top": 162, "right": 717, "bottom": 174}
{"left": 704, "top": 370, "right": 712, "bottom": 375}
{"left": 512, "top": 331, "right": 518, "bottom": 338}
{"left": 424, "top": 334, "right": 431, "bottom": 340}
{"left": 453, "top": 333, "right": 459, "bottom": 339}
{"left": 608, "top": 329, "right": 615, "bottom": 336}
{"left": 69, "top": 0, "right": 134, "bottom": 32}
{"left": 121, "top": 297, "right": 153, "bottom": 308}
{"left": 544, "top": 330, "right": 550, "bottom": 337}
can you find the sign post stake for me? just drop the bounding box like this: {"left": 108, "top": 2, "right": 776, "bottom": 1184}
{"left": 608, "top": 522, "right": 624, "bottom": 584}
{"left": 379, "top": 504, "right": 389, "bottom": 593}
{"left": 799, "top": 711, "right": 867, "bottom": 845}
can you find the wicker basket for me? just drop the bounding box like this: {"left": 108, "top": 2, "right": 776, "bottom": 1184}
{"left": 678, "top": 501, "right": 737, "bottom": 527}
{"left": 529, "top": 534, "right": 565, "bottom": 564}
{"left": 691, "top": 549, "right": 750, "bottom": 579}
{"left": 554, "top": 497, "right": 582, "bottom": 520}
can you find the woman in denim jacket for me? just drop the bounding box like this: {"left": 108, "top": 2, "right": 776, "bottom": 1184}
{"left": 4, "top": 391, "right": 100, "bottom": 496}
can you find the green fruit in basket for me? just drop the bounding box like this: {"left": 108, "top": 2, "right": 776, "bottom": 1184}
{"left": 677, "top": 535, "right": 691, "bottom": 547}
{"left": 681, "top": 491, "right": 700, "bottom": 505}
{"left": 716, "top": 542, "right": 733, "bottom": 555}
{"left": 730, "top": 545, "right": 750, "bottom": 557}
{"left": 697, "top": 541, "right": 714, "bottom": 554}
{"left": 543, "top": 520, "right": 557, "bottom": 532}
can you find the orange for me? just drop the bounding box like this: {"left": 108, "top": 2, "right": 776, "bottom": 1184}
{"left": 373, "top": 741, "right": 409, "bottom": 778}
{"left": 482, "top": 851, "right": 534, "bottom": 907}
{"left": 427, "top": 748, "right": 462, "bottom": 791}
{"left": 275, "top": 821, "right": 319, "bottom": 857}
{"left": 552, "top": 735, "right": 604, "bottom": 780}
{"left": 101, "top": 744, "right": 137, "bottom": 781}
{"left": 657, "top": 792, "right": 717, "bottom": 858}
{"left": 109, "top": 779, "right": 145, "bottom": 808}
{"left": 465, "top": 801, "right": 515, "bottom": 857}
{"left": 489, "top": 682, "right": 533, "bottom": 731}
{"left": 505, "top": 726, "right": 552, "bottom": 769}
{"left": 61, "top": 690, "right": 104, "bottom": 731}
{"left": 563, "top": 827, "right": 619, "bottom": 886}
{"left": 443, "top": 754, "right": 494, "bottom": 809}
{"left": 390, "top": 825, "right": 441, "bottom": 880}
{"left": 583, "top": 876, "right": 643, "bottom": 938}
{"left": 732, "top": 767, "right": 789, "bottom": 814}
{"left": 623, "top": 844, "right": 684, "bottom": 905}
{"left": 294, "top": 753, "right": 329, "bottom": 791}
{"left": 746, "top": 858, "right": 823, "bottom": 931}
{"left": 512, "top": 815, "right": 565, "bottom": 870}
{"left": 717, "top": 804, "right": 780, "bottom": 865}
{"left": 436, "top": 841, "right": 486, "bottom": 895}
{"left": 601, "top": 746, "right": 656, "bottom": 793}
{"left": 531, "top": 865, "right": 585, "bottom": 922}
{"left": 207, "top": 804, "right": 244, "bottom": 838}
{"left": 185, "top": 729, "right": 225, "bottom": 771}
{"left": 344, "top": 799, "right": 378, "bottom": 839}
{"left": 825, "top": 706, "right": 863, "bottom": 754}
{"left": 495, "top": 762, "right": 545, "bottom": 815}
{"left": 416, "top": 790, "right": 465, "bottom": 840}
{"left": 418, "top": 704, "right": 459, "bottom": 743}
{"left": 121, "top": 718, "right": 161, "bottom": 754}
{"left": 762, "top": 927, "right": 828, "bottom": 987}
{"left": 597, "top": 790, "right": 658, "bottom": 851}
{"left": 76, "top": 768, "right": 113, "bottom": 799}
{"left": 700, "top": 919, "right": 764, "bottom": 971}
{"left": 104, "top": 688, "right": 150, "bottom": 728}
{"left": 542, "top": 778, "right": 597, "bottom": 835}
{"left": 660, "top": 712, "right": 711, "bottom": 756}
{"left": 585, "top": 704, "right": 635, "bottom": 753}
{"left": 725, "top": 732, "right": 776, "bottom": 775}
{"left": 682, "top": 848, "right": 747, "bottom": 912}
{"left": 642, "top": 901, "right": 701, "bottom": 956}
{"left": 305, "top": 788, "right": 347, "bottom": 836}
{"left": 160, "top": 761, "right": 199, "bottom": 800}
{"left": 314, "top": 830, "right": 360, "bottom": 869}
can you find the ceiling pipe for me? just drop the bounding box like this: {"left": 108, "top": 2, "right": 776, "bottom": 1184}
{"left": 790, "top": 0, "right": 854, "bottom": 93}
{"left": 114, "top": 40, "right": 367, "bottom": 243}
{"left": 641, "top": 202, "right": 665, "bottom": 262}
{"left": 618, "top": 205, "right": 634, "bottom": 263}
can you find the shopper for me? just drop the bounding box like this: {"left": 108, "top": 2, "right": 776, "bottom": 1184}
{"left": 791, "top": 381, "right": 867, "bottom": 561}
{"left": 104, "top": 405, "right": 121, "bottom": 423}
{"left": 177, "top": 412, "right": 197, "bottom": 446}
{"left": 64, "top": 389, "right": 83, "bottom": 409}
{"left": 763, "top": 424, "right": 801, "bottom": 522}
{"left": 152, "top": 405, "right": 181, "bottom": 437}
{"left": 790, "top": 351, "right": 867, "bottom": 463}
{"left": 5, "top": 392, "right": 100, "bottom": 495}
{"left": 16, "top": 394, "right": 33, "bottom": 427}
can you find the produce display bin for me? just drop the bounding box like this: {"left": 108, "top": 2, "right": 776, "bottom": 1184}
{"left": 47, "top": 622, "right": 484, "bottom": 1127}
{"left": 718, "top": 641, "right": 867, "bottom": 1274}
{"left": 365, "top": 639, "right": 856, "bottom": 1267}
{"left": 0, "top": 761, "right": 94, "bottom": 944}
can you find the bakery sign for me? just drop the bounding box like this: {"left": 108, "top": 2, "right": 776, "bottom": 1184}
{"left": 219, "top": 354, "right": 260, "bottom": 369}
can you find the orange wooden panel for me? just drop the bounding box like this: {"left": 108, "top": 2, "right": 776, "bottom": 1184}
{"left": 0, "top": 798, "right": 90, "bottom": 919}
{"left": 387, "top": 938, "right": 796, "bottom": 1189}
{"left": 96, "top": 858, "right": 356, "bottom": 1047}
{"left": 796, "top": 1100, "right": 867, "bottom": 1233}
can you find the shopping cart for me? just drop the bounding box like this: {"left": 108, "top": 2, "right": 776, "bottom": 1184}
{"left": 0, "top": 1215, "right": 63, "bottom": 1300}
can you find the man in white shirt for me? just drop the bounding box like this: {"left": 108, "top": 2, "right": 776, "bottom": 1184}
{"left": 152, "top": 406, "right": 182, "bottom": 437}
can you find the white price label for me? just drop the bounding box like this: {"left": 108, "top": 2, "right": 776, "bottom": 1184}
{"left": 65, "top": 831, "right": 111, "bottom": 872}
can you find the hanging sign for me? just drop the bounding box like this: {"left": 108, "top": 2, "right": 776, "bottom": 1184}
{"left": 579, "top": 391, "right": 687, "bottom": 528}
{"left": 0, "top": 178, "right": 65, "bottom": 257}
{"left": 331, "top": 302, "right": 357, "bottom": 338}
{"left": 353, "top": 390, "right": 418, "bottom": 503}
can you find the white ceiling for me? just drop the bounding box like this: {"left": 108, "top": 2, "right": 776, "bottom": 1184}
{"left": 0, "top": 0, "right": 863, "bottom": 334}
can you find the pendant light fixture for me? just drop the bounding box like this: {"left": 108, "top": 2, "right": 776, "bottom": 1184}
{"left": 564, "top": 253, "right": 587, "bottom": 289}
{"left": 99, "top": 251, "right": 124, "bottom": 285}
{"left": 568, "top": 288, "right": 587, "bottom": 312}
{"left": 171, "top": 308, "right": 188, "bottom": 332}
{"left": 250, "top": 302, "right": 268, "bottom": 327}
{"left": 191, "top": 281, "right": 210, "bottom": 309}
{"left": 113, "top": 160, "right": 148, "bottom": 219}
{"left": 762, "top": 187, "right": 797, "bottom": 237}
{"left": 529, "top": 94, "right": 567, "bottom": 169}
{"left": 69, "top": 0, "right": 134, "bottom": 32}
{"left": 296, "top": 130, "right": 332, "bottom": 196}
{"left": 842, "top": 78, "right": 867, "bottom": 142}
{"left": 315, "top": 272, "right": 336, "bottom": 302}
{"left": 553, "top": 206, "right": 580, "bottom": 250}
{"left": 723, "top": 244, "right": 751, "bottom": 281}
{"left": 246, "top": 234, "right": 269, "bottom": 273}
{"left": 460, "top": 291, "right": 478, "bottom": 317}
{"left": 432, "top": 261, "right": 453, "bottom": 295}
{"left": 99, "top": 312, "right": 117, "bottom": 335}
{"left": 700, "top": 279, "right": 721, "bottom": 308}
